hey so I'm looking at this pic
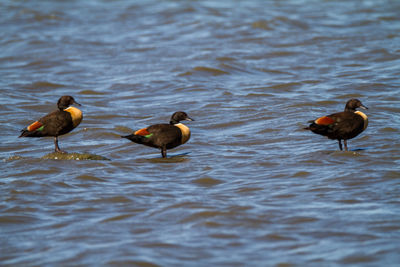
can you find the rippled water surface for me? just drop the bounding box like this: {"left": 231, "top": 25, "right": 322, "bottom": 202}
{"left": 1, "top": 0, "right": 400, "bottom": 266}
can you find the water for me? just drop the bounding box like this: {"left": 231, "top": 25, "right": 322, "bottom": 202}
{"left": 1, "top": 0, "right": 400, "bottom": 266}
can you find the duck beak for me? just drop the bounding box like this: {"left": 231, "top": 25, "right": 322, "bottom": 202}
{"left": 186, "top": 117, "right": 194, "bottom": 121}
{"left": 360, "top": 104, "right": 368, "bottom": 110}
{"left": 73, "top": 100, "right": 82, "bottom": 106}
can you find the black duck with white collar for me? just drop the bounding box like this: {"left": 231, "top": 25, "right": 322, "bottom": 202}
{"left": 19, "top": 95, "right": 83, "bottom": 153}
{"left": 305, "top": 99, "right": 368, "bottom": 151}
{"left": 122, "top": 111, "right": 194, "bottom": 158}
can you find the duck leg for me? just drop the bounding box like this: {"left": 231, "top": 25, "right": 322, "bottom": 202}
{"left": 54, "top": 136, "right": 66, "bottom": 153}
{"left": 343, "top": 140, "right": 348, "bottom": 151}
{"left": 338, "top": 139, "right": 343, "bottom": 151}
{"left": 161, "top": 146, "right": 167, "bottom": 158}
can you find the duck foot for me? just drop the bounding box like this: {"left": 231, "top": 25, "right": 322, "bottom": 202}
{"left": 338, "top": 139, "right": 343, "bottom": 151}
{"left": 161, "top": 147, "right": 167, "bottom": 158}
{"left": 343, "top": 140, "right": 348, "bottom": 151}
{"left": 54, "top": 137, "right": 68, "bottom": 154}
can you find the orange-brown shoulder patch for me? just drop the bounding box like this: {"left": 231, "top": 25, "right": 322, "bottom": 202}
{"left": 134, "top": 128, "right": 151, "bottom": 136}
{"left": 315, "top": 116, "right": 334, "bottom": 125}
{"left": 27, "top": 121, "right": 43, "bottom": 131}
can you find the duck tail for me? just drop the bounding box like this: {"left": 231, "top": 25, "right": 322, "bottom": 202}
{"left": 19, "top": 128, "right": 30, "bottom": 137}
{"left": 19, "top": 121, "right": 45, "bottom": 137}
{"left": 19, "top": 128, "right": 43, "bottom": 137}
{"left": 121, "top": 134, "right": 146, "bottom": 144}
{"left": 305, "top": 123, "right": 331, "bottom": 135}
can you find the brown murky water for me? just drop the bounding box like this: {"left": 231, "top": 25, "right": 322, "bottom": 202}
{"left": 1, "top": 0, "right": 400, "bottom": 266}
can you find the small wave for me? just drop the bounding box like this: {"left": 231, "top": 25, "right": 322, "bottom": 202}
{"left": 179, "top": 66, "right": 229, "bottom": 76}
{"left": 192, "top": 176, "right": 224, "bottom": 187}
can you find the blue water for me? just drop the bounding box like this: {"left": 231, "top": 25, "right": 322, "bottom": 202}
{"left": 1, "top": 0, "right": 400, "bottom": 266}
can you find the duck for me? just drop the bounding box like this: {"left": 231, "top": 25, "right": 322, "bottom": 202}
{"left": 19, "top": 95, "right": 83, "bottom": 153}
{"left": 122, "top": 111, "right": 194, "bottom": 158}
{"left": 304, "top": 99, "right": 368, "bottom": 151}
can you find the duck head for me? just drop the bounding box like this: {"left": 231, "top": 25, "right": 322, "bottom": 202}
{"left": 344, "top": 99, "right": 368, "bottom": 112}
{"left": 57, "top": 96, "right": 81, "bottom": 110}
{"left": 170, "top": 111, "right": 194, "bottom": 125}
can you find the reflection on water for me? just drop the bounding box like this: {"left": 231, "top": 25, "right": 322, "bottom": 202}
{"left": 136, "top": 153, "right": 191, "bottom": 164}
{"left": 1, "top": 0, "right": 400, "bottom": 266}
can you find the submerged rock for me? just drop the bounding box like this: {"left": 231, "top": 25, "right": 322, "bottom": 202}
{"left": 41, "top": 152, "right": 110, "bottom": 161}
{"left": 4, "top": 155, "right": 25, "bottom": 161}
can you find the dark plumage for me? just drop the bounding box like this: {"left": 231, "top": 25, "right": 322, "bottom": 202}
{"left": 305, "top": 99, "right": 368, "bottom": 151}
{"left": 19, "top": 95, "right": 83, "bottom": 153}
{"left": 122, "top": 111, "right": 194, "bottom": 158}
